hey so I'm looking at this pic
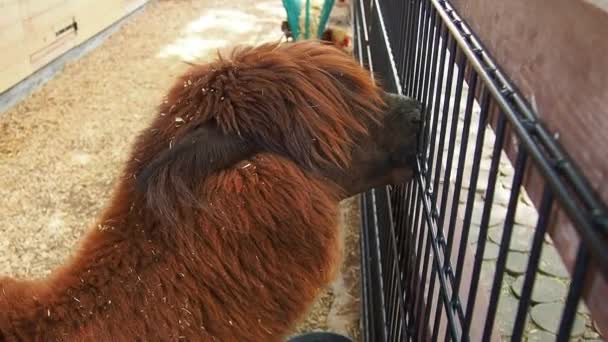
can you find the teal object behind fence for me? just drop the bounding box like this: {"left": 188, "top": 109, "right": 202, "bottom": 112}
{"left": 317, "top": 0, "right": 335, "bottom": 39}
{"left": 282, "top": 0, "right": 335, "bottom": 40}
{"left": 283, "top": 0, "right": 302, "bottom": 40}
{"left": 305, "top": 0, "right": 311, "bottom": 39}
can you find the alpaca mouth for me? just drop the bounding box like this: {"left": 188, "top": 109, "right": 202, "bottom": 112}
{"left": 385, "top": 146, "right": 417, "bottom": 185}
{"left": 390, "top": 147, "right": 418, "bottom": 168}
{"left": 388, "top": 166, "right": 415, "bottom": 185}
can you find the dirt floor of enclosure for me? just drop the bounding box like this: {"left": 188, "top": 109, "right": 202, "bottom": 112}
{"left": 0, "top": 0, "right": 361, "bottom": 339}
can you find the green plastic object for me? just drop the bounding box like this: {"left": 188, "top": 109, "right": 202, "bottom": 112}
{"left": 283, "top": 0, "right": 302, "bottom": 40}
{"left": 282, "top": 0, "right": 335, "bottom": 40}
{"left": 317, "top": 0, "right": 335, "bottom": 39}
{"left": 305, "top": 0, "right": 311, "bottom": 39}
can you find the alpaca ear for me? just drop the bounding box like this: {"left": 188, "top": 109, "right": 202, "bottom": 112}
{"left": 135, "top": 123, "right": 257, "bottom": 222}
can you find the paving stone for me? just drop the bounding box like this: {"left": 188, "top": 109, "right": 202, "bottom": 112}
{"left": 467, "top": 225, "right": 481, "bottom": 244}
{"left": 530, "top": 303, "right": 586, "bottom": 336}
{"left": 479, "top": 261, "right": 496, "bottom": 289}
{"left": 498, "top": 158, "right": 512, "bottom": 171}
{"left": 482, "top": 183, "right": 511, "bottom": 206}
{"left": 482, "top": 146, "right": 494, "bottom": 159}
{"left": 499, "top": 175, "right": 513, "bottom": 190}
{"left": 459, "top": 191, "right": 467, "bottom": 204}
{"left": 511, "top": 274, "right": 568, "bottom": 303}
{"left": 577, "top": 302, "right": 590, "bottom": 315}
{"left": 499, "top": 158, "right": 511, "bottom": 167}
{"left": 515, "top": 204, "right": 539, "bottom": 228}
{"left": 458, "top": 113, "right": 466, "bottom": 123}
{"left": 485, "top": 133, "right": 497, "bottom": 145}
{"left": 469, "top": 225, "right": 500, "bottom": 248}
{"left": 539, "top": 245, "right": 570, "bottom": 278}
{"left": 499, "top": 164, "right": 515, "bottom": 177}
{"left": 479, "top": 156, "right": 493, "bottom": 171}
{"left": 471, "top": 204, "right": 508, "bottom": 227}
{"left": 506, "top": 251, "right": 529, "bottom": 275}
{"left": 519, "top": 191, "right": 534, "bottom": 206}
{"left": 453, "top": 157, "right": 492, "bottom": 174}
{"left": 458, "top": 190, "right": 482, "bottom": 205}
{"left": 584, "top": 330, "right": 601, "bottom": 339}
{"left": 526, "top": 329, "right": 556, "bottom": 342}
{"left": 479, "top": 241, "right": 499, "bottom": 260}
{"left": 454, "top": 144, "right": 476, "bottom": 159}
{"left": 488, "top": 224, "right": 534, "bottom": 252}
{"left": 495, "top": 295, "right": 523, "bottom": 336}
{"left": 476, "top": 180, "right": 489, "bottom": 194}
{"left": 462, "top": 169, "right": 491, "bottom": 192}
{"left": 592, "top": 320, "right": 604, "bottom": 338}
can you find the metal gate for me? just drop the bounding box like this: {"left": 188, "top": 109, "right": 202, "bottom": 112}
{"left": 354, "top": 0, "right": 608, "bottom": 341}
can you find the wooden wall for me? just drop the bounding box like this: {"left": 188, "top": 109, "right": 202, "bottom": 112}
{"left": 450, "top": 0, "right": 608, "bottom": 335}
{"left": 0, "top": 0, "right": 148, "bottom": 93}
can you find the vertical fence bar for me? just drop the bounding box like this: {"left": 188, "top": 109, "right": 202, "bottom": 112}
{"left": 419, "top": 8, "right": 438, "bottom": 110}
{"left": 429, "top": 36, "right": 457, "bottom": 208}
{"left": 413, "top": 0, "right": 430, "bottom": 99}
{"left": 404, "top": 0, "right": 422, "bottom": 94}
{"left": 424, "top": 28, "right": 449, "bottom": 194}
{"left": 431, "top": 46, "right": 467, "bottom": 342}
{"left": 446, "top": 69, "right": 477, "bottom": 294}
{"left": 360, "top": 192, "right": 377, "bottom": 342}
{"left": 419, "top": 15, "right": 443, "bottom": 174}
{"left": 401, "top": 183, "right": 418, "bottom": 330}
{"left": 409, "top": 188, "right": 427, "bottom": 338}
{"left": 511, "top": 186, "right": 554, "bottom": 340}
{"left": 421, "top": 241, "right": 438, "bottom": 341}
{"left": 396, "top": 0, "right": 410, "bottom": 90}
{"left": 556, "top": 246, "right": 590, "bottom": 342}
{"left": 406, "top": 183, "right": 424, "bottom": 337}
{"left": 461, "top": 106, "right": 509, "bottom": 332}
{"left": 403, "top": 182, "right": 420, "bottom": 335}
{"left": 395, "top": 0, "right": 408, "bottom": 79}
{"left": 438, "top": 51, "right": 465, "bottom": 252}
{"left": 383, "top": 186, "right": 409, "bottom": 339}
{"left": 481, "top": 145, "right": 527, "bottom": 340}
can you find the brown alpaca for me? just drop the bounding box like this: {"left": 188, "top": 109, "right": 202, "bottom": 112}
{"left": 0, "top": 41, "right": 422, "bottom": 341}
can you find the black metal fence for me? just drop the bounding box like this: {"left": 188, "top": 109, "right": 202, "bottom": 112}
{"left": 354, "top": 0, "right": 608, "bottom": 341}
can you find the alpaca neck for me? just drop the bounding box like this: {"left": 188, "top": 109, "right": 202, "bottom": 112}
{"left": 1, "top": 155, "right": 344, "bottom": 340}
{"left": 0, "top": 182, "right": 157, "bottom": 337}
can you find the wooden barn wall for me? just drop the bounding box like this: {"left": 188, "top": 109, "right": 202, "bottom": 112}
{"left": 0, "top": 0, "right": 149, "bottom": 93}
{"left": 450, "top": 0, "right": 608, "bottom": 335}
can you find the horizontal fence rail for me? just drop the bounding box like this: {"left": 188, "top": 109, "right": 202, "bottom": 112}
{"left": 354, "top": 0, "right": 608, "bottom": 341}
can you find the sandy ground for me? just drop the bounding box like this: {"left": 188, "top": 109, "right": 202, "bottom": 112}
{"left": 0, "top": 0, "right": 361, "bottom": 339}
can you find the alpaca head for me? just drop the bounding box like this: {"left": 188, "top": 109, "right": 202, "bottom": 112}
{"left": 135, "top": 41, "right": 421, "bottom": 220}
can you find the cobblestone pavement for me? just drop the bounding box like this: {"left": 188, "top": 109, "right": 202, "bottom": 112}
{"left": 430, "top": 56, "right": 603, "bottom": 340}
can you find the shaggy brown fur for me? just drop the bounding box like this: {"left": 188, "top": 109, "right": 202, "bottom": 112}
{"left": 0, "top": 41, "right": 406, "bottom": 341}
